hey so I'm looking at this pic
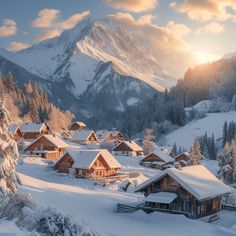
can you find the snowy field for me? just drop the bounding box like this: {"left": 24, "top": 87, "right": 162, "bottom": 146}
{"left": 6, "top": 156, "right": 235, "bottom": 236}
{"left": 163, "top": 111, "right": 236, "bottom": 150}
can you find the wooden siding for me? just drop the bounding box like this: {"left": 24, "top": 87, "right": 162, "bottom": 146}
{"left": 71, "top": 123, "right": 86, "bottom": 131}
{"left": 25, "top": 136, "right": 65, "bottom": 160}
{"left": 175, "top": 153, "right": 189, "bottom": 162}
{"left": 56, "top": 153, "right": 119, "bottom": 178}
{"left": 142, "top": 174, "right": 222, "bottom": 218}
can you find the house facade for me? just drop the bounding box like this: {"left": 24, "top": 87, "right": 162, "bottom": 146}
{"left": 140, "top": 151, "right": 174, "bottom": 170}
{"left": 24, "top": 135, "right": 68, "bottom": 160}
{"left": 71, "top": 130, "right": 98, "bottom": 144}
{"left": 113, "top": 141, "right": 143, "bottom": 157}
{"left": 70, "top": 121, "right": 86, "bottom": 131}
{"left": 20, "top": 123, "right": 50, "bottom": 139}
{"left": 8, "top": 125, "right": 23, "bottom": 141}
{"left": 55, "top": 149, "right": 122, "bottom": 178}
{"left": 174, "top": 152, "right": 190, "bottom": 167}
{"left": 135, "top": 165, "right": 230, "bottom": 219}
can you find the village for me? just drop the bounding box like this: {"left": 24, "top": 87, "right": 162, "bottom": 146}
{"left": 7, "top": 119, "right": 236, "bottom": 227}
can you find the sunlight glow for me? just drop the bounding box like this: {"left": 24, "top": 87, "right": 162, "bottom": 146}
{"left": 194, "top": 51, "right": 221, "bottom": 64}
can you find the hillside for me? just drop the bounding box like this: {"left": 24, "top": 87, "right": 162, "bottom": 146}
{"left": 162, "top": 111, "right": 236, "bottom": 150}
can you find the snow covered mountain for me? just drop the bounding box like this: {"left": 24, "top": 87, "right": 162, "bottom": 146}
{"left": 0, "top": 18, "right": 189, "bottom": 117}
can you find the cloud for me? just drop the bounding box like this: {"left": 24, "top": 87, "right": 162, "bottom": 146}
{"left": 172, "top": 0, "right": 236, "bottom": 22}
{"left": 0, "top": 19, "right": 17, "bottom": 37}
{"left": 33, "top": 9, "right": 90, "bottom": 41}
{"left": 108, "top": 12, "right": 155, "bottom": 26}
{"left": 166, "top": 21, "right": 191, "bottom": 38}
{"left": 108, "top": 12, "right": 190, "bottom": 51}
{"left": 105, "top": 0, "right": 158, "bottom": 12}
{"left": 59, "top": 11, "right": 90, "bottom": 30}
{"left": 7, "top": 41, "right": 30, "bottom": 52}
{"left": 196, "top": 22, "right": 225, "bottom": 34}
{"left": 35, "top": 29, "right": 61, "bottom": 42}
{"left": 32, "top": 9, "right": 60, "bottom": 28}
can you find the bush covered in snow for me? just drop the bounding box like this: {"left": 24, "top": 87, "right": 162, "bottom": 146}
{"left": 0, "top": 193, "right": 100, "bottom": 236}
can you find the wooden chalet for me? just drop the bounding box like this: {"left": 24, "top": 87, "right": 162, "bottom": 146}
{"left": 24, "top": 134, "right": 68, "bottom": 160}
{"left": 71, "top": 130, "right": 98, "bottom": 144}
{"left": 20, "top": 123, "right": 50, "bottom": 139}
{"left": 113, "top": 141, "right": 143, "bottom": 157}
{"left": 70, "top": 121, "right": 86, "bottom": 131}
{"left": 135, "top": 165, "right": 230, "bottom": 219}
{"left": 8, "top": 125, "right": 23, "bottom": 141}
{"left": 140, "top": 150, "right": 174, "bottom": 170}
{"left": 55, "top": 149, "right": 122, "bottom": 178}
{"left": 174, "top": 152, "right": 190, "bottom": 167}
{"left": 96, "top": 130, "right": 114, "bottom": 141}
{"left": 111, "top": 130, "right": 123, "bottom": 141}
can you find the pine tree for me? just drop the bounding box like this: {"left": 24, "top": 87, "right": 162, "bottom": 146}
{"left": 171, "top": 143, "right": 177, "bottom": 157}
{"left": 143, "top": 128, "right": 155, "bottom": 155}
{"left": 5, "top": 72, "right": 14, "bottom": 92}
{"left": 188, "top": 137, "right": 201, "bottom": 165}
{"left": 0, "top": 99, "right": 19, "bottom": 195}
{"left": 218, "top": 150, "right": 233, "bottom": 184}
{"left": 222, "top": 121, "right": 228, "bottom": 148}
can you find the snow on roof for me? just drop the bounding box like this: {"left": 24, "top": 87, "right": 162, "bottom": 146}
{"left": 145, "top": 192, "right": 177, "bottom": 204}
{"left": 72, "top": 121, "right": 86, "bottom": 126}
{"left": 63, "top": 149, "right": 121, "bottom": 169}
{"left": 175, "top": 152, "right": 190, "bottom": 159}
{"left": 113, "top": 141, "right": 143, "bottom": 152}
{"left": 8, "top": 125, "right": 19, "bottom": 134}
{"left": 96, "top": 130, "right": 112, "bottom": 139}
{"left": 135, "top": 165, "right": 231, "bottom": 201}
{"left": 20, "top": 123, "right": 48, "bottom": 133}
{"left": 111, "top": 130, "right": 122, "bottom": 136}
{"left": 25, "top": 135, "right": 68, "bottom": 150}
{"left": 147, "top": 150, "right": 174, "bottom": 163}
{"left": 71, "top": 130, "right": 97, "bottom": 141}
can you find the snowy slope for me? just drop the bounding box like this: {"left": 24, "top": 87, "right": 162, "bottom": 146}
{"left": 163, "top": 111, "right": 236, "bottom": 150}
{"left": 3, "top": 18, "right": 175, "bottom": 93}
{"left": 16, "top": 157, "right": 236, "bottom": 236}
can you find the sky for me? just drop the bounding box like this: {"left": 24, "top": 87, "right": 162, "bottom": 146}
{"left": 0, "top": 0, "right": 236, "bottom": 63}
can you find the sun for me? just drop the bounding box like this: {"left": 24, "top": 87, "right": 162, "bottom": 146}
{"left": 194, "top": 51, "right": 221, "bottom": 64}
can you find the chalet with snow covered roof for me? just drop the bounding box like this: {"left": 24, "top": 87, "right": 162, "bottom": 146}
{"left": 135, "top": 165, "right": 230, "bottom": 219}
{"left": 140, "top": 151, "right": 174, "bottom": 170}
{"left": 71, "top": 130, "right": 98, "bottom": 144}
{"left": 20, "top": 123, "right": 50, "bottom": 139}
{"left": 8, "top": 125, "right": 23, "bottom": 141}
{"left": 174, "top": 152, "right": 190, "bottom": 167}
{"left": 55, "top": 149, "right": 122, "bottom": 178}
{"left": 70, "top": 121, "right": 86, "bottom": 131}
{"left": 111, "top": 130, "right": 123, "bottom": 141}
{"left": 96, "top": 130, "right": 113, "bottom": 141}
{"left": 24, "top": 134, "right": 68, "bottom": 160}
{"left": 113, "top": 141, "right": 143, "bottom": 156}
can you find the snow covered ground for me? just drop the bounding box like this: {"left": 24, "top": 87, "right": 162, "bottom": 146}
{"left": 6, "top": 156, "right": 234, "bottom": 236}
{"left": 163, "top": 111, "right": 236, "bottom": 150}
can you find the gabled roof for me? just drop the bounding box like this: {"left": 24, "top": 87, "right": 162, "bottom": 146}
{"left": 144, "top": 150, "right": 174, "bottom": 163}
{"left": 96, "top": 130, "right": 112, "bottom": 139}
{"left": 135, "top": 165, "right": 231, "bottom": 201}
{"left": 175, "top": 152, "right": 190, "bottom": 160}
{"left": 71, "top": 130, "right": 97, "bottom": 141}
{"left": 113, "top": 141, "right": 143, "bottom": 152}
{"left": 20, "top": 123, "right": 49, "bottom": 133}
{"left": 72, "top": 121, "right": 86, "bottom": 127}
{"left": 111, "top": 130, "right": 122, "bottom": 137}
{"left": 57, "top": 149, "right": 122, "bottom": 169}
{"left": 8, "top": 125, "right": 20, "bottom": 135}
{"left": 24, "top": 134, "right": 68, "bottom": 150}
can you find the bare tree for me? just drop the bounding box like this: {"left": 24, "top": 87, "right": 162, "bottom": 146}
{"left": 143, "top": 128, "right": 155, "bottom": 155}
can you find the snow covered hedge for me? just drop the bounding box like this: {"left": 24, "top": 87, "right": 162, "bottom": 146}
{"left": 0, "top": 193, "right": 100, "bottom": 236}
